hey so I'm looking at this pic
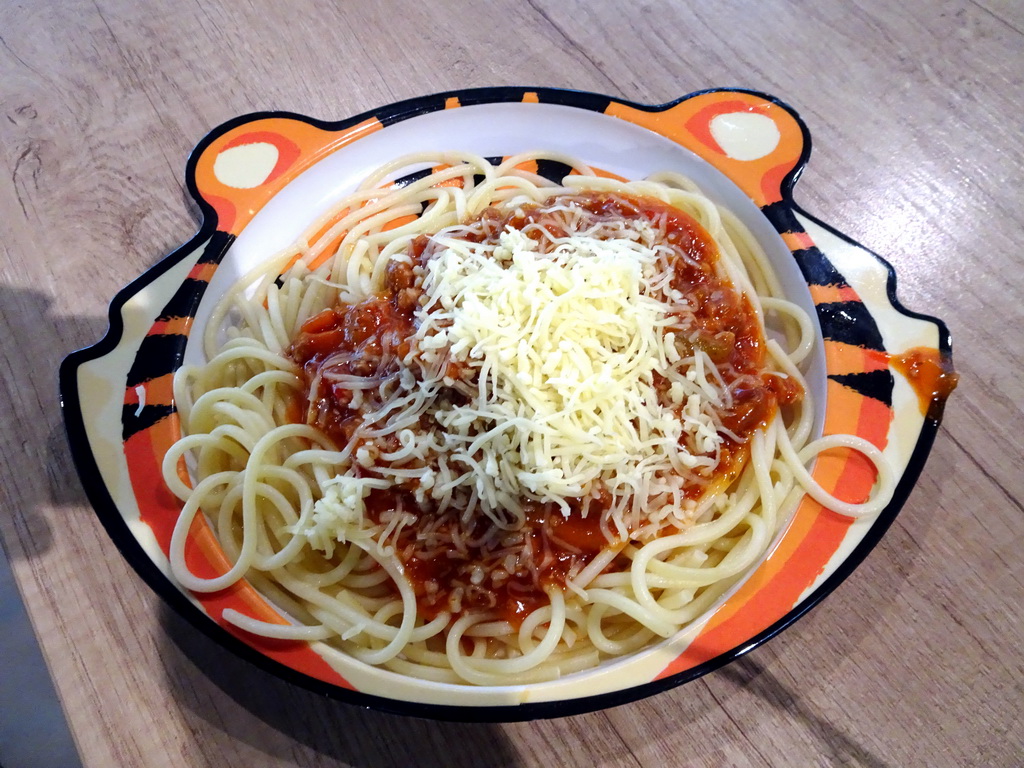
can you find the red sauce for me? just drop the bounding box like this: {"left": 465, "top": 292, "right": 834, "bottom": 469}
{"left": 890, "top": 346, "right": 958, "bottom": 420}
{"left": 361, "top": 491, "right": 611, "bottom": 625}
{"left": 286, "top": 192, "right": 802, "bottom": 625}
{"left": 288, "top": 260, "right": 420, "bottom": 445}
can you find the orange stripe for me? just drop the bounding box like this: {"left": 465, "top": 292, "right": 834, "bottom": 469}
{"left": 515, "top": 159, "right": 539, "bottom": 175}
{"left": 278, "top": 157, "right": 492, "bottom": 277}
{"left": 385, "top": 213, "right": 418, "bottom": 230}
{"left": 522, "top": 91, "right": 539, "bottom": 103}
{"left": 823, "top": 340, "right": 890, "bottom": 376}
{"left": 808, "top": 283, "right": 862, "bottom": 304}
{"left": 431, "top": 176, "right": 466, "bottom": 189}
{"left": 309, "top": 206, "right": 352, "bottom": 249}
{"left": 781, "top": 231, "right": 814, "bottom": 250}
{"left": 445, "top": 96, "right": 461, "bottom": 110}
{"left": 187, "top": 261, "right": 219, "bottom": 282}
{"left": 147, "top": 317, "right": 193, "bottom": 336}
{"left": 759, "top": 161, "right": 791, "bottom": 206}
{"left": 657, "top": 495, "right": 850, "bottom": 676}
{"left": 124, "top": 373, "right": 175, "bottom": 407}
{"left": 298, "top": 204, "right": 355, "bottom": 272}
{"left": 421, "top": 163, "right": 464, "bottom": 190}
{"left": 823, "top": 378, "right": 866, "bottom": 435}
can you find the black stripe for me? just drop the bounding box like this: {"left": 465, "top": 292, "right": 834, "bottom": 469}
{"left": 757, "top": 203, "right": 852, "bottom": 287}
{"left": 376, "top": 87, "right": 614, "bottom": 129}
{"left": 125, "top": 333, "right": 188, "bottom": 388}
{"left": 757, "top": 204, "right": 851, "bottom": 286}
{"left": 196, "top": 231, "right": 235, "bottom": 264}
{"left": 122, "top": 403, "right": 176, "bottom": 441}
{"left": 816, "top": 301, "right": 886, "bottom": 351}
{"left": 155, "top": 277, "right": 210, "bottom": 322}
{"left": 534, "top": 159, "right": 574, "bottom": 184}
{"left": 472, "top": 157, "right": 506, "bottom": 188}
{"left": 378, "top": 94, "right": 448, "bottom": 126}
{"left": 790, "top": 247, "right": 851, "bottom": 288}
{"left": 390, "top": 157, "right": 517, "bottom": 211}
{"left": 156, "top": 232, "right": 235, "bottom": 321}
{"left": 759, "top": 200, "right": 794, "bottom": 229}
{"left": 394, "top": 158, "right": 502, "bottom": 189}
{"left": 394, "top": 166, "right": 434, "bottom": 187}
{"left": 538, "top": 89, "right": 612, "bottom": 113}
{"left": 828, "top": 370, "right": 893, "bottom": 406}
{"left": 123, "top": 232, "right": 235, "bottom": 436}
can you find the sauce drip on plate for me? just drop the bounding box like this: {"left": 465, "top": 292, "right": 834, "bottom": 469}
{"left": 890, "top": 346, "right": 958, "bottom": 420}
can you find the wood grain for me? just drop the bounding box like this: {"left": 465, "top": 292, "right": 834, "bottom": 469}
{"left": 1, "top": 0, "right": 1021, "bottom": 765}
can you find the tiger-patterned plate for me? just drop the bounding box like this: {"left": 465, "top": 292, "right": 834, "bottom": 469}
{"left": 59, "top": 87, "right": 954, "bottom": 720}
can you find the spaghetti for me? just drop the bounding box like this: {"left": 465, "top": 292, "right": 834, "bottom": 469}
{"left": 163, "top": 152, "right": 894, "bottom": 685}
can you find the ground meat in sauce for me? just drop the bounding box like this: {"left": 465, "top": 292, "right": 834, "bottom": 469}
{"left": 287, "top": 192, "right": 803, "bottom": 625}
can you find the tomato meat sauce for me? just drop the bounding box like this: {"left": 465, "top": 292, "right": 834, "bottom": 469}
{"left": 286, "top": 192, "right": 803, "bottom": 626}
{"left": 359, "top": 490, "right": 610, "bottom": 625}
{"left": 288, "top": 259, "right": 419, "bottom": 446}
{"left": 889, "top": 346, "right": 958, "bottom": 420}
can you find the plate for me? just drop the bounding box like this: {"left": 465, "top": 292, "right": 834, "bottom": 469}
{"left": 59, "top": 87, "right": 954, "bottom": 720}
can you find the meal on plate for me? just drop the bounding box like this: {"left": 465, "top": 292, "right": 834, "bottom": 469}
{"left": 162, "top": 151, "right": 893, "bottom": 685}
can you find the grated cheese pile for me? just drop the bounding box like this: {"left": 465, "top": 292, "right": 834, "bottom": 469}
{"left": 303, "top": 198, "right": 740, "bottom": 550}
{"left": 409, "top": 216, "right": 725, "bottom": 532}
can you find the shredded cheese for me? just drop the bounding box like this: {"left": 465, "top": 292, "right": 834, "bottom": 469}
{"left": 409, "top": 220, "right": 725, "bottom": 532}
{"left": 301, "top": 198, "right": 741, "bottom": 551}
{"left": 295, "top": 475, "right": 390, "bottom": 556}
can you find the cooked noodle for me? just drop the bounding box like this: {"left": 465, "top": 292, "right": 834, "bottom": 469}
{"left": 163, "top": 151, "right": 894, "bottom": 685}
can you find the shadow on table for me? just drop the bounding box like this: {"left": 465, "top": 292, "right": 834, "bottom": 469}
{"left": 721, "top": 656, "right": 894, "bottom": 768}
{"left": 696, "top": 498, "right": 953, "bottom": 768}
{"left": 711, "top": 514, "right": 945, "bottom": 768}
{"left": 0, "top": 285, "right": 109, "bottom": 560}
{"left": 158, "top": 604, "right": 519, "bottom": 767}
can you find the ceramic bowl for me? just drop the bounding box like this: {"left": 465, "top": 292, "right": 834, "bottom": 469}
{"left": 60, "top": 87, "right": 953, "bottom": 720}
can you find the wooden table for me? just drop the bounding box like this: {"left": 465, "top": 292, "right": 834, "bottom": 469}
{"left": 2, "top": 0, "right": 1021, "bottom": 765}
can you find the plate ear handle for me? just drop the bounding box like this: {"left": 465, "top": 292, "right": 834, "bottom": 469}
{"left": 606, "top": 89, "right": 810, "bottom": 207}
{"left": 189, "top": 116, "right": 382, "bottom": 236}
